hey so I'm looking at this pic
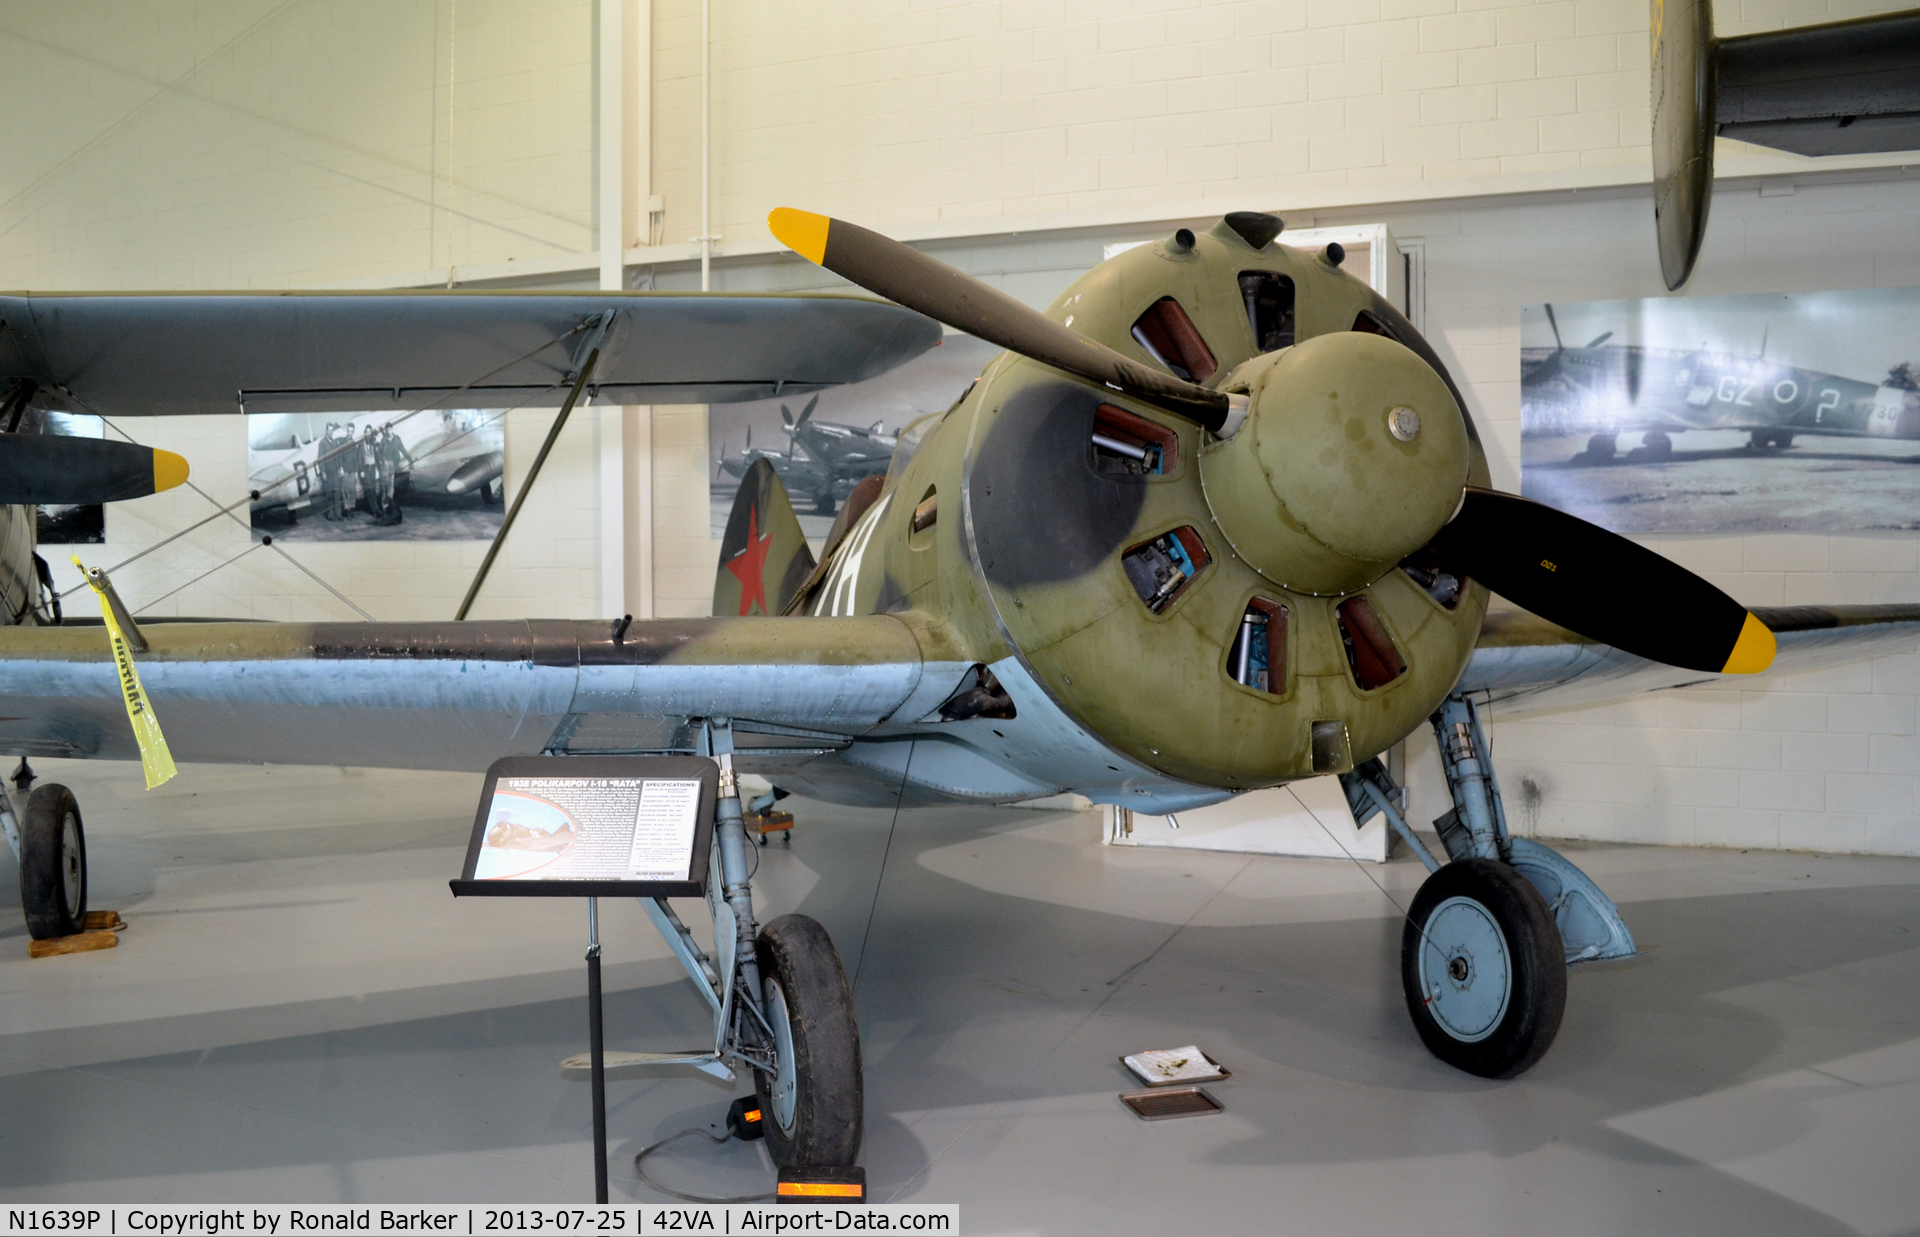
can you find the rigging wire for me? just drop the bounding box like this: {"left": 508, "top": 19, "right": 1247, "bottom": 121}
{"left": 1283, "top": 782, "right": 1456, "bottom": 975}
{"left": 131, "top": 540, "right": 264, "bottom": 616}
{"left": 850, "top": 739, "right": 914, "bottom": 994}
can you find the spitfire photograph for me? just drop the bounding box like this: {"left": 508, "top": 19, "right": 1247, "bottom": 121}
{"left": 246, "top": 409, "right": 506, "bottom": 541}
{"left": 1521, "top": 286, "right": 1920, "bottom": 532}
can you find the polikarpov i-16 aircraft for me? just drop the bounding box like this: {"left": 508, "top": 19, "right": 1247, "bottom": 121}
{"left": 5, "top": 214, "right": 1920, "bottom": 1174}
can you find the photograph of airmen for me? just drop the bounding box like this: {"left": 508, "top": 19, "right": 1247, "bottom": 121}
{"left": 709, "top": 334, "right": 999, "bottom": 545}
{"left": 1521, "top": 287, "right": 1920, "bottom": 533}
{"left": 246, "top": 409, "right": 506, "bottom": 541}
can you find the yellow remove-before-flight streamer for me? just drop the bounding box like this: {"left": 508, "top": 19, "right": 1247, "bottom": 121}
{"left": 72, "top": 556, "right": 176, "bottom": 789}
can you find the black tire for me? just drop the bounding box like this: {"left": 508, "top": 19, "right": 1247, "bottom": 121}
{"left": 754, "top": 914, "right": 862, "bottom": 1167}
{"left": 1401, "top": 858, "right": 1565, "bottom": 1078}
{"left": 20, "top": 784, "right": 86, "bottom": 940}
{"left": 1642, "top": 431, "right": 1673, "bottom": 459}
{"left": 1583, "top": 433, "right": 1616, "bottom": 463}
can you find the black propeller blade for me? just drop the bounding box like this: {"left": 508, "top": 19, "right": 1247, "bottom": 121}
{"left": 0, "top": 435, "right": 188, "bottom": 505}
{"left": 769, "top": 208, "right": 1231, "bottom": 431}
{"left": 1427, "top": 488, "right": 1774, "bottom": 674}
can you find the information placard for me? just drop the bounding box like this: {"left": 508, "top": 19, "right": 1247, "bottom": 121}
{"left": 449, "top": 755, "right": 718, "bottom": 898}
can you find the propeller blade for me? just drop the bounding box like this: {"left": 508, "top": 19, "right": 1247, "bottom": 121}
{"left": 780, "top": 404, "right": 793, "bottom": 427}
{"left": 0, "top": 435, "right": 188, "bottom": 505}
{"left": 1544, "top": 303, "right": 1564, "bottom": 350}
{"left": 1585, "top": 331, "right": 1612, "bottom": 348}
{"left": 768, "top": 208, "right": 1230, "bottom": 431}
{"left": 1430, "top": 488, "right": 1775, "bottom": 674}
{"left": 794, "top": 393, "right": 820, "bottom": 429}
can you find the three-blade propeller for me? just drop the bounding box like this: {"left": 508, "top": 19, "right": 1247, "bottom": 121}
{"left": 769, "top": 208, "right": 1776, "bottom": 677}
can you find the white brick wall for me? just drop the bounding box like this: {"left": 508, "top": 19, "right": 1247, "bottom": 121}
{"left": 647, "top": 0, "right": 1920, "bottom": 258}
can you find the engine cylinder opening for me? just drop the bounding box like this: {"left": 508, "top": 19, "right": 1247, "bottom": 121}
{"left": 1226, "top": 597, "right": 1289, "bottom": 696}
{"left": 1131, "top": 297, "right": 1217, "bottom": 384}
{"left": 1091, "top": 403, "right": 1178, "bottom": 476}
{"left": 1122, "top": 526, "right": 1211, "bottom": 614}
{"left": 1337, "top": 595, "right": 1408, "bottom": 691}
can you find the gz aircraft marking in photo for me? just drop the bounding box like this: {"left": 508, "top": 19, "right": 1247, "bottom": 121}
{"left": 1523, "top": 302, "right": 1920, "bottom": 462}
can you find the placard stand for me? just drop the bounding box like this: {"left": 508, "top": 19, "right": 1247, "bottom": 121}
{"left": 452, "top": 755, "right": 720, "bottom": 1202}
{"left": 586, "top": 897, "right": 607, "bottom": 1203}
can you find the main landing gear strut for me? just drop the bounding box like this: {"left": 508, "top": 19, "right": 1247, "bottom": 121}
{"left": 1341, "top": 695, "right": 1636, "bottom": 1078}
{"left": 563, "top": 719, "right": 863, "bottom": 1170}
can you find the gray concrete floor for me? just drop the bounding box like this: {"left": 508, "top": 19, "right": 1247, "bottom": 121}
{"left": 3, "top": 760, "right": 1919, "bottom": 1235}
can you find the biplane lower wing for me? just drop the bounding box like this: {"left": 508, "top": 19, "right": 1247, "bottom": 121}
{"left": 1463, "top": 604, "right": 1920, "bottom": 714}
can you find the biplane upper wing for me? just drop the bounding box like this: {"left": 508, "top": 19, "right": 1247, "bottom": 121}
{"left": 1462, "top": 604, "right": 1920, "bottom": 715}
{"left": 0, "top": 615, "right": 975, "bottom": 772}
{"left": 0, "top": 290, "right": 940, "bottom": 415}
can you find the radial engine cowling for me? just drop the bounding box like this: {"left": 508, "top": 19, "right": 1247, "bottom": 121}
{"left": 1199, "top": 332, "right": 1469, "bottom": 596}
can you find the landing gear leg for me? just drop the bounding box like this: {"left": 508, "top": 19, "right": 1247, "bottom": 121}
{"left": 1411, "top": 698, "right": 1565, "bottom": 1076}
{"left": 612, "top": 721, "right": 863, "bottom": 1168}
{"left": 1349, "top": 701, "right": 1636, "bottom": 1076}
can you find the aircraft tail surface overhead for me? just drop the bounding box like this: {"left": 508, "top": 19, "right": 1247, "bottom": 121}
{"left": 714, "top": 457, "right": 817, "bottom": 618}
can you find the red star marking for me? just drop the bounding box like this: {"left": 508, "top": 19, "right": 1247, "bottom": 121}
{"left": 725, "top": 504, "right": 774, "bottom": 615}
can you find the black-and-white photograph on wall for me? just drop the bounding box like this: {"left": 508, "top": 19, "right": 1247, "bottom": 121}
{"left": 247, "top": 409, "right": 506, "bottom": 541}
{"left": 709, "top": 334, "right": 998, "bottom": 545}
{"left": 34, "top": 411, "right": 105, "bottom": 544}
{"left": 1521, "top": 287, "right": 1920, "bottom": 532}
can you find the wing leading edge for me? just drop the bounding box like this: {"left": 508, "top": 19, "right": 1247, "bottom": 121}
{"left": 1462, "top": 604, "right": 1920, "bottom": 715}
{"left": 0, "top": 291, "right": 940, "bottom": 417}
{"left": 0, "top": 615, "right": 973, "bottom": 772}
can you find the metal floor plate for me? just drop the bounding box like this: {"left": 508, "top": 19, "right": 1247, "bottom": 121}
{"left": 1118, "top": 1086, "right": 1224, "bottom": 1121}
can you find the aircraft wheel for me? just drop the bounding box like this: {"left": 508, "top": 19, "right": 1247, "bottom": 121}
{"left": 1775, "top": 432, "right": 1795, "bottom": 449}
{"left": 1401, "top": 858, "right": 1565, "bottom": 1079}
{"left": 1642, "top": 431, "right": 1673, "bottom": 459}
{"left": 1583, "top": 434, "right": 1615, "bottom": 463}
{"left": 753, "top": 914, "right": 862, "bottom": 1167}
{"left": 20, "top": 784, "right": 87, "bottom": 940}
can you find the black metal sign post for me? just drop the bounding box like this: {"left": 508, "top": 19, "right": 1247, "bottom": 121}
{"left": 451, "top": 755, "right": 719, "bottom": 1203}
{"left": 586, "top": 896, "right": 608, "bottom": 1203}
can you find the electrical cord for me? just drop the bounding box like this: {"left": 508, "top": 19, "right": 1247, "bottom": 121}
{"left": 632, "top": 1127, "right": 774, "bottom": 1203}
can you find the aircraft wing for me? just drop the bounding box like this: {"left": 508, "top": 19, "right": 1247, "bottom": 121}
{"left": 0, "top": 615, "right": 973, "bottom": 771}
{"left": 1462, "top": 604, "right": 1920, "bottom": 715}
{"left": 0, "top": 291, "right": 939, "bottom": 417}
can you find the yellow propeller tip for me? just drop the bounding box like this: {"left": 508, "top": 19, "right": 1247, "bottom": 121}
{"left": 152, "top": 448, "right": 190, "bottom": 493}
{"left": 1721, "top": 611, "right": 1776, "bottom": 674}
{"left": 768, "top": 208, "right": 831, "bottom": 266}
